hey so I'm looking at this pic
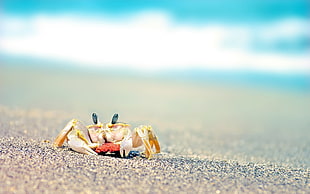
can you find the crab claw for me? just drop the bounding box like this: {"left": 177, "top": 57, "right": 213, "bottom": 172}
{"left": 67, "top": 129, "right": 98, "bottom": 155}
{"left": 54, "top": 119, "right": 98, "bottom": 155}
{"left": 120, "top": 134, "right": 133, "bottom": 158}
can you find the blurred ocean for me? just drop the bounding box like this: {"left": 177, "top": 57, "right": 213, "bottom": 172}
{"left": 1, "top": 0, "right": 309, "bottom": 75}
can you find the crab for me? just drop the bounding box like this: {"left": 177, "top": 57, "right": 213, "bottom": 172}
{"left": 53, "top": 113, "right": 160, "bottom": 159}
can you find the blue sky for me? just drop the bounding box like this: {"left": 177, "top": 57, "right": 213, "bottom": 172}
{"left": 1, "top": 0, "right": 309, "bottom": 73}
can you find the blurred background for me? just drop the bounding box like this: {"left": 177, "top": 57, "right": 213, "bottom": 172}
{"left": 0, "top": 0, "right": 309, "bottom": 167}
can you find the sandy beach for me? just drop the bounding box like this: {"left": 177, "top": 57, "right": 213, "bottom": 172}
{"left": 0, "top": 65, "right": 309, "bottom": 193}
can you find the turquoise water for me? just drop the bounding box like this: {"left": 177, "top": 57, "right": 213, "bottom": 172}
{"left": 1, "top": 0, "right": 309, "bottom": 76}
{"left": 3, "top": 0, "right": 309, "bottom": 22}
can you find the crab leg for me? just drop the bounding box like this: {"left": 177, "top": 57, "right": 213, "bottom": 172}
{"left": 53, "top": 119, "right": 78, "bottom": 147}
{"left": 135, "top": 125, "right": 160, "bottom": 159}
{"left": 149, "top": 131, "right": 161, "bottom": 154}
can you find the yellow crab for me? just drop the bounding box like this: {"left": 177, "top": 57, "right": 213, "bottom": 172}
{"left": 53, "top": 113, "right": 160, "bottom": 159}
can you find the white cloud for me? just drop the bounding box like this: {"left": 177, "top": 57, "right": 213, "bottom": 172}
{"left": 1, "top": 12, "right": 309, "bottom": 73}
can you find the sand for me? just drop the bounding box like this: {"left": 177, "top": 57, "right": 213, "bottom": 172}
{"left": 0, "top": 106, "right": 309, "bottom": 194}
{"left": 0, "top": 65, "right": 309, "bottom": 193}
{"left": 0, "top": 137, "right": 309, "bottom": 193}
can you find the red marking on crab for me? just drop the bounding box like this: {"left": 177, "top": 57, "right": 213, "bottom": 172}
{"left": 95, "top": 143, "right": 120, "bottom": 153}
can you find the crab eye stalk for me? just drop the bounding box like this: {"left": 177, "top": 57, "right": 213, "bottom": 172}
{"left": 92, "top": 113, "right": 98, "bottom": 124}
{"left": 111, "top": 113, "right": 118, "bottom": 124}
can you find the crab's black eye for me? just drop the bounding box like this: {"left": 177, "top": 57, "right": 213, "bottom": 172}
{"left": 111, "top": 113, "right": 118, "bottom": 124}
{"left": 92, "top": 113, "right": 98, "bottom": 124}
